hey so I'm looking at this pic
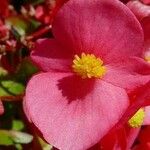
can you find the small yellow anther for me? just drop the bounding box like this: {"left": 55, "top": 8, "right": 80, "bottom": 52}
{"left": 128, "top": 108, "right": 145, "bottom": 128}
{"left": 72, "top": 53, "right": 106, "bottom": 79}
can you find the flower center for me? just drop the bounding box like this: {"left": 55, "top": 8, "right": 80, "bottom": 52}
{"left": 128, "top": 108, "right": 145, "bottom": 128}
{"left": 72, "top": 53, "right": 106, "bottom": 79}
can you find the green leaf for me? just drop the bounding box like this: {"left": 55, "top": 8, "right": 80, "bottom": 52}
{"left": 16, "top": 59, "right": 38, "bottom": 83}
{"left": 12, "top": 120, "right": 25, "bottom": 131}
{"left": 6, "top": 16, "right": 41, "bottom": 37}
{"left": 0, "top": 130, "right": 14, "bottom": 146}
{"left": 9, "top": 131, "right": 33, "bottom": 144}
{"left": 15, "top": 144, "right": 23, "bottom": 150}
{"left": 0, "top": 80, "right": 25, "bottom": 96}
{"left": 6, "top": 16, "right": 28, "bottom": 36}
{"left": 28, "top": 19, "right": 41, "bottom": 32}
{"left": 0, "top": 130, "right": 33, "bottom": 145}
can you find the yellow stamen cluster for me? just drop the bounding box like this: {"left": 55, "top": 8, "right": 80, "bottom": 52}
{"left": 72, "top": 53, "right": 106, "bottom": 79}
{"left": 128, "top": 108, "right": 145, "bottom": 128}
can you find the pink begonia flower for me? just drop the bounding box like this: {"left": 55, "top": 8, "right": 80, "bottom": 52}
{"left": 141, "top": 17, "right": 150, "bottom": 62}
{"left": 24, "top": 0, "right": 150, "bottom": 149}
{"left": 99, "top": 64, "right": 150, "bottom": 150}
{"left": 119, "top": 107, "right": 150, "bottom": 149}
{"left": 127, "top": 0, "right": 150, "bottom": 21}
{"left": 126, "top": 1, "right": 150, "bottom": 64}
{"left": 91, "top": 106, "right": 150, "bottom": 150}
{"left": 116, "top": 81, "right": 150, "bottom": 130}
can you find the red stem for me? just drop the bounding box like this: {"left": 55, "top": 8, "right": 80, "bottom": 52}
{"left": 26, "top": 25, "right": 52, "bottom": 41}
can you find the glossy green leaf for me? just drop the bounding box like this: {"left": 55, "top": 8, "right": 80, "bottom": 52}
{"left": 6, "top": 16, "right": 41, "bottom": 36}
{"left": 0, "top": 130, "right": 14, "bottom": 146}
{"left": 12, "top": 120, "right": 25, "bottom": 131}
{"left": 0, "top": 80, "right": 24, "bottom": 96}
{"left": 0, "top": 130, "right": 33, "bottom": 145}
{"left": 6, "top": 16, "right": 28, "bottom": 36}
{"left": 9, "top": 131, "right": 33, "bottom": 144}
{"left": 15, "top": 144, "right": 23, "bottom": 150}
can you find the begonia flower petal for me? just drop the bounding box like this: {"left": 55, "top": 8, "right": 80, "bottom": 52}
{"left": 100, "top": 128, "right": 127, "bottom": 150}
{"left": 104, "top": 68, "right": 150, "bottom": 91}
{"left": 104, "top": 59, "right": 150, "bottom": 91}
{"left": 127, "top": 0, "right": 150, "bottom": 21}
{"left": 31, "top": 39, "right": 72, "bottom": 72}
{"left": 141, "top": 0, "right": 150, "bottom": 5}
{"left": 52, "top": 0, "right": 143, "bottom": 62}
{"left": 24, "top": 72, "right": 129, "bottom": 150}
{"left": 138, "top": 126, "right": 150, "bottom": 146}
{"left": 141, "top": 17, "right": 150, "bottom": 41}
{"left": 96, "top": 125, "right": 140, "bottom": 150}
{"left": 143, "top": 106, "right": 150, "bottom": 125}
{"left": 106, "top": 57, "right": 150, "bottom": 74}
{"left": 116, "top": 81, "right": 150, "bottom": 129}
{"left": 125, "top": 126, "right": 141, "bottom": 149}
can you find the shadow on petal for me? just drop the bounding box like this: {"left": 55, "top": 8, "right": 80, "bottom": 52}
{"left": 31, "top": 39, "right": 73, "bottom": 72}
{"left": 32, "top": 39, "right": 74, "bottom": 59}
{"left": 57, "top": 75, "right": 95, "bottom": 103}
